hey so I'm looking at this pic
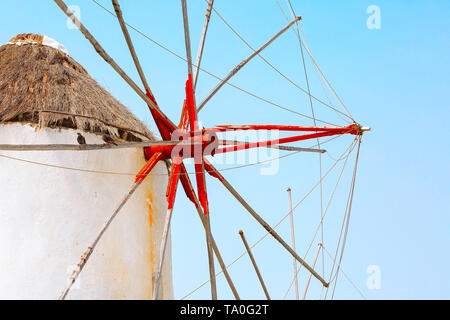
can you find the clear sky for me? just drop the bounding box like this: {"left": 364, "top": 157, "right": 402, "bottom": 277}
{"left": 1, "top": 0, "right": 449, "bottom": 299}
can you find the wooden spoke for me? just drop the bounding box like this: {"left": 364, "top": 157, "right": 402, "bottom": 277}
{"left": 152, "top": 208, "right": 174, "bottom": 300}
{"left": 181, "top": 0, "right": 217, "bottom": 300}
{"left": 59, "top": 150, "right": 166, "bottom": 299}
{"left": 203, "top": 159, "right": 329, "bottom": 287}
{"left": 302, "top": 243, "right": 322, "bottom": 300}
{"left": 181, "top": 0, "right": 194, "bottom": 76}
{"left": 202, "top": 206, "right": 217, "bottom": 299}
{"left": 197, "top": 16, "right": 302, "bottom": 112}
{"left": 0, "top": 141, "right": 200, "bottom": 152}
{"left": 219, "top": 140, "right": 326, "bottom": 153}
{"left": 193, "top": 0, "right": 215, "bottom": 89}
{"left": 239, "top": 230, "right": 270, "bottom": 300}
{"left": 111, "top": 0, "right": 151, "bottom": 93}
{"left": 53, "top": 0, "right": 176, "bottom": 130}
{"left": 179, "top": 164, "right": 240, "bottom": 299}
{"left": 153, "top": 155, "right": 183, "bottom": 299}
{"left": 59, "top": 178, "right": 148, "bottom": 299}
{"left": 287, "top": 188, "right": 299, "bottom": 300}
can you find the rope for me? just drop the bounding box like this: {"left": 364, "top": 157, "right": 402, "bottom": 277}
{"left": 321, "top": 245, "right": 366, "bottom": 299}
{"left": 274, "top": 0, "right": 355, "bottom": 123}
{"left": 0, "top": 153, "right": 136, "bottom": 176}
{"left": 0, "top": 150, "right": 294, "bottom": 177}
{"left": 274, "top": 1, "right": 352, "bottom": 125}
{"left": 281, "top": 137, "right": 357, "bottom": 299}
{"left": 329, "top": 137, "right": 362, "bottom": 299}
{"left": 277, "top": 3, "right": 358, "bottom": 296}
{"left": 298, "top": 21, "right": 355, "bottom": 122}
{"left": 322, "top": 137, "right": 361, "bottom": 299}
{"left": 202, "top": 0, "right": 353, "bottom": 123}
{"left": 284, "top": 0, "right": 327, "bottom": 282}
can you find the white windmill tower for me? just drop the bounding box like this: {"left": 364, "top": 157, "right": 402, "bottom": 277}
{"left": 0, "top": 34, "right": 173, "bottom": 299}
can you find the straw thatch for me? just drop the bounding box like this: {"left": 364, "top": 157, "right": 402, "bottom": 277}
{"left": 0, "top": 33, "right": 154, "bottom": 142}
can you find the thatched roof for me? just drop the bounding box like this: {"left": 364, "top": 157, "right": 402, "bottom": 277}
{"left": 0, "top": 33, "right": 154, "bottom": 142}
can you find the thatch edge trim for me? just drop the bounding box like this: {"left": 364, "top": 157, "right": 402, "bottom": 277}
{"left": 39, "top": 110, "right": 153, "bottom": 141}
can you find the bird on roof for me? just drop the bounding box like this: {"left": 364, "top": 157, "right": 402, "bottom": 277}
{"left": 102, "top": 133, "right": 117, "bottom": 146}
{"left": 77, "top": 133, "right": 86, "bottom": 145}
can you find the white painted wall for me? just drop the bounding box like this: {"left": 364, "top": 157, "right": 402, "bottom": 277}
{"left": 0, "top": 123, "right": 173, "bottom": 300}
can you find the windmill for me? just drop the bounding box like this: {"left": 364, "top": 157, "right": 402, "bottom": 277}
{"left": 0, "top": 0, "right": 370, "bottom": 300}
{"left": 0, "top": 32, "right": 174, "bottom": 299}
{"left": 57, "top": 0, "right": 371, "bottom": 300}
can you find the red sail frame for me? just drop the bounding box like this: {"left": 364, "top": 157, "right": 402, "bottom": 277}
{"left": 136, "top": 78, "right": 361, "bottom": 215}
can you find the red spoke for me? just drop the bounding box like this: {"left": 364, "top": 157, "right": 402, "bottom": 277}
{"left": 135, "top": 152, "right": 165, "bottom": 184}
{"left": 178, "top": 100, "right": 190, "bottom": 131}
{"left": 185, "top": 74, "right": 198, "bottom": 131}
{"left": 195, "top": 160, "right": 209, "bottom": 215}
{"left": 179, "top": 164, "right": 200, "bottom": 207}
{"left": 211, "top": 124, "right": 360, "bottom": 133}
{"left": 215, "top": 129, "right": 358, "bottom": 155}
{"left": 166, "top": 157, "right": 183, "bottom": 210}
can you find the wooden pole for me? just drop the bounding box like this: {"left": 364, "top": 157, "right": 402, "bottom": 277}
{"left": 53, "top": 0, "right": 177, "bottom": 130}
{"left": 181, "top": 0, "right": 194, "bottom": 76}
{"left": 59, "top": 179, "right": 144, "bottom": 300}
{"left": 239, "top": 230, "right": 270, "bottom": 300}
{"left": 59, "top": 152, "right": 164, "bottom": 299}
{"left": 0, "top": 141, "right": 198, "bottom": 151}
{"left": 203, "top": 159, "right": 329, "bottom": 287}
{"left": 181, "top": 167, "right": 239, "bottom": 299}
{"left": 111, "top": 0, "right": 151, "bottom": 93}
{"left": 203, "top": 212, "right": 217, "bottom": 299}
{"left": 197, "top": 16, "right": 302, "bottom": 112}
{"left": 0, "top": 139, "right": 325, "bottom": 153}
{"left": 219, "top": 140, "right": 326, "bottom": 153}
{"left": 152, "top": 208, "right": 174, "bottom": 300}
{"left": 160, "top": 164, "right": 240, "bottom": 299}
{"left": 302, "top": 243, "right": 322, "bottom": 300}
{"left": 193, "top": 0, "right": 214, "bottom": 89}
{"left": 181, "top": 0, "right": 217, "bottom": 300}
{"left": 287, "top": 188, "right": 299, "bottom": 300}
{"left": 189, "top": 190, "right": 240, "bottom": 299}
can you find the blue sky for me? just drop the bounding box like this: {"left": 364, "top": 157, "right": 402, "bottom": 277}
{"left": 2, "top": 0, "right": 449, "bottom": 299}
